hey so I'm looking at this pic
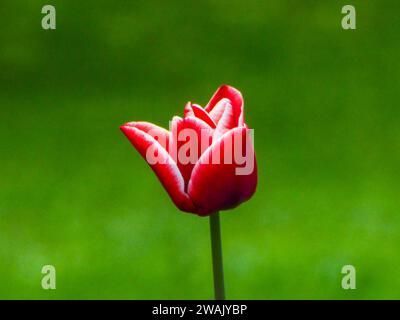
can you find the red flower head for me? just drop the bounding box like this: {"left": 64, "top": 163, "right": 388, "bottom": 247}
{"left": 120, "top": 85, "right": 257, "bottom": 216}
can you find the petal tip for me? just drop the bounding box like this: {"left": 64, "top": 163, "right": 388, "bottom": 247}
{"left": 120, "top": 122, "right": 139, "bottom": 136}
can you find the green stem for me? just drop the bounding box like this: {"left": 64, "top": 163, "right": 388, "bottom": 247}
{"left": 209, "top": 212, "right": 225, "bottom": 300}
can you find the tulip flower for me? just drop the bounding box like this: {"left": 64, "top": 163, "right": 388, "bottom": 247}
{"left": 120, "top": 85, "right": 257, "bottom": 299}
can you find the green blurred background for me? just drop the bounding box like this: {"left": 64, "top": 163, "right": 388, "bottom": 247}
{"left": 1, "top": 0, "right": 399, "bottom": 299}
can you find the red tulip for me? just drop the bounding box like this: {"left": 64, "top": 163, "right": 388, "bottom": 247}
{"left": 120, "top": 85, "right": 257, "bottom": 216}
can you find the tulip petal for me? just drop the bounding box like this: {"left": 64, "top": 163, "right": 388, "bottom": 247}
{"left": 191, "top": 104, "right": 216, "bottom": 128}
{"left": 120, "top": 124, "right": 196, "bottom": 212}
{"left": 188, "top": 127, "right": 257, "bottom": 215}
{"left": 208, "top": 98, "right": 230, "bottom": 125}
{"left": 123, "top": 121, "right": 170, "bottom": 151}
{"left": 183, "top": 102, "right": 195, "bottom": 118}
{"left": 184, "top": 102, "right": 216, "bottom": 128}
{"left": 213, "top": 101, "right": 237, "bottom": 140}
{"left": 205, "top": 85, "right": 244, "bottom": 126}
{"left": 170, "top": 116, "right": 213, "bottom": 190}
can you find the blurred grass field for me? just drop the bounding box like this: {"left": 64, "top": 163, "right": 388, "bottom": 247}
{"left": 1, "top": 0, "right": 400, "bottom": 299}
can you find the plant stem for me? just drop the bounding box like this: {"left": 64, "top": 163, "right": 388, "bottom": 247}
{"left": 209, "top": 212, "right": 225, "bottom": 300}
